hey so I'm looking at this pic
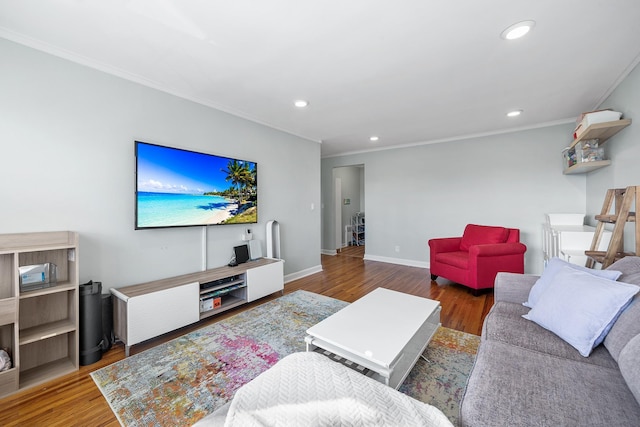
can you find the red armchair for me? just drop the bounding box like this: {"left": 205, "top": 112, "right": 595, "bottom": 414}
{"left": 428, "top": 224, "right": 526, "bottom": 295}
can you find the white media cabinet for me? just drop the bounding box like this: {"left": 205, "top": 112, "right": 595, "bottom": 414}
{"left": 111, "top": 258, "right": 284, "bottom": 356}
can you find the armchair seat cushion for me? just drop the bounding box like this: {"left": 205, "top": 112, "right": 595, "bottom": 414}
{"left": 435, "top": 251, "right": 469, "bottom": 269}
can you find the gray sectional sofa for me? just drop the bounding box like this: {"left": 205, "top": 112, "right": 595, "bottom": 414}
{"left": 460, "top": 256, "right": 640, "bottom": 426}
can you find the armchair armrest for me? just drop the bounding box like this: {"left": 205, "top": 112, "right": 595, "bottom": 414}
{"left": 469, "top": 242, "right": 527, "bottom": 257}
{"left": 468, "top": 242, "right": 527, "bottom": 290}
{"left": 428, "top": 237, "right": 462, "bottom": 253}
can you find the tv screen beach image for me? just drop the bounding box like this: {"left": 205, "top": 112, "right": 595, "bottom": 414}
{"left": 135, "top": 142, "right": 257, "bottom": 228}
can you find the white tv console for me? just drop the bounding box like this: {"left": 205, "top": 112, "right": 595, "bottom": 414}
{"left": 111, "top": 258, "right": 284, "bottom": 356}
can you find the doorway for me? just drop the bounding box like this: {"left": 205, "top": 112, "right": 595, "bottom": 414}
{"left": 333, "top": 165, "right": 365, "bottom": 256}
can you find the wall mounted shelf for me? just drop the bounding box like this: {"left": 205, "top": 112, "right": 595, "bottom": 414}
{"left": 563, "top": 119, "right": 631, "bottom": 174}
{"left": 563, "top": 160, "right": 612, "bottom": 175}
{"left": 569, "top": 119, "right": 631, "bottom": 149}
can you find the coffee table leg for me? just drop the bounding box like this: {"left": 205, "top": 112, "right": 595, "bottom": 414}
{"left": 304, "top": 335, "right": 316, "bottom": 352}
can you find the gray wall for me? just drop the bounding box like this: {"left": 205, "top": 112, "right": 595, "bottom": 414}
{"left": 0, "top": 39, "right": 322, "bottom": 290}
{"left": 585, "top": 62, "right": 640, "bottom": 251}
{"left": 322, "top": 124, "right": 588, "bottom": 274}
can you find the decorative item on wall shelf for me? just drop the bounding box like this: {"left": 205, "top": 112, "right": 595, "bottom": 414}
{"left": 562, "top": 112, "right": 631, "bottom": 175}
{"left": 573, "top": 109, "right": 622, "bottom": 140}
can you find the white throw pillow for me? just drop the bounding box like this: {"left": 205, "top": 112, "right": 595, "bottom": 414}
{"left": 524, "top": 257, "right": 622, "bottom": 308}
{"left": 523, "top": 265, "right": 639, "bottom": 357}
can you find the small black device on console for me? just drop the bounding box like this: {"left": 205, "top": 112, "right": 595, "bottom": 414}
{"left": 234, "top": 244, "right": 250, "bottom": 265}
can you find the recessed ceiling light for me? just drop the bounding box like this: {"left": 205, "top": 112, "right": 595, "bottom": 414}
{"left": 294, "top": 100, "right": 308, "bottom": 108}
{"left": 369, "top": 136, "right": 379, "bottom": 142}
{"left": 507, "top": 110, "right": 523, "bottom": 117}
{"left": 500, "top": 20, "right": 535, "bottom": 40}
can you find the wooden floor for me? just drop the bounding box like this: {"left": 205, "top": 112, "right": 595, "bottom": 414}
{"left": 0, "top": 247, "right": 494, "bottom": 426}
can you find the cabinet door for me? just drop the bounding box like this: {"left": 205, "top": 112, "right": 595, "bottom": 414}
{"left": 246, "top": 261, "right": 284, "bottom": 302}
{"left": 127, "top": 282, "right": 199, "bottom": 345}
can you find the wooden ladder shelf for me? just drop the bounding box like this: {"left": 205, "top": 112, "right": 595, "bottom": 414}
{"left": 585, "top": 186, "right": 639, "bottom": 269}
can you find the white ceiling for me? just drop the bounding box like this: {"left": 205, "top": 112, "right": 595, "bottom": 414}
{"left": 2, "top": 1, "right": 640, "bottom": 157}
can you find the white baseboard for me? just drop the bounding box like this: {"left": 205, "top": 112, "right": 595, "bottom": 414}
{"left": 363, "top": 254, "right": 429, "bottom": 269}
{"left": 284, "top": 264, "right": 323, "bottom": 283}
{"left": 321, "top": 249, "right": 337, "bottom": 256}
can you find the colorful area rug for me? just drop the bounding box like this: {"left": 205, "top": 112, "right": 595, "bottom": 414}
{"left": 400, "top": 326, "right": 480, "bottom": 425}
{"left": 91, "top": 290, "right": 479, "bottom": 426}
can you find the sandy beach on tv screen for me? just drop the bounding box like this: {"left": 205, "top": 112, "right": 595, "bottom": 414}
{"left": 206, "top": 202, "right": 236, "bottom": 224}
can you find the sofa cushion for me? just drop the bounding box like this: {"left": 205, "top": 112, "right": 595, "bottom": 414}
{"left": 483, "top": 302, "right": 618, "bottom": 368}
{"left": 493, "top": 272, "right": 538, "bottom": 304}
{"left": 523, "top": 266, "right": 639, "bottom": 357}
{"left": 603, "top": 257, "right": 640, "bottom": 362}
{"left": 434, "top": 251, "right": 469, "bottom": 269}
{"left": 607, "top": 256, "right": 640, "bottom": 284}
{"left": 460, "top": 339, "right": 640, "bottom": 427}
{"left": 459, "top": 224, "right": 508, "bottom": 251}
{"left": 524, "top": 257, "right": 622, "bottom": 308}
{"left": 604, "top": 293, "right": 640, "bottom": 362}
{"left": 619, "top": 334, "right": 640, "bottom": 406}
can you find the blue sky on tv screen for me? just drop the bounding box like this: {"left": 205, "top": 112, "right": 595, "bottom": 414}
{"left": 136, "top": 142, "right": 254, "bottom": 195}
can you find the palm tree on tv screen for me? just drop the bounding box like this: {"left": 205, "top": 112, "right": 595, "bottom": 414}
{"left": 222, "top": 160, "right": 255, "bottom": 203}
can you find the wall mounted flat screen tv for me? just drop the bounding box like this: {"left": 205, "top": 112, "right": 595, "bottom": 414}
{"left": 135, "top": 141, "right": 257, "bottom": 229}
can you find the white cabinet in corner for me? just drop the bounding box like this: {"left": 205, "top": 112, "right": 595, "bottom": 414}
{"left": 246, "top": 259, "right": 284, "bottom": 302}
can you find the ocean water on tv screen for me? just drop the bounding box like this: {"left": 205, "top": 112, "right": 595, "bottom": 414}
{"left": 137, "top": 192, "right": 234, "bottom": 227}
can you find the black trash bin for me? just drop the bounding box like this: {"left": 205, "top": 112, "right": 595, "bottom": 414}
{"left": 80, "top": 280, "right": 103, "bottom": 366}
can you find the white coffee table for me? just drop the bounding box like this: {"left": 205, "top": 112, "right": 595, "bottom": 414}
{"left": 305, "top": 287, "right": 441, "bottom": 389}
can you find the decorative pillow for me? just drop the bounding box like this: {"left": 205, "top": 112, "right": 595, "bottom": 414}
{"left": 523, "top": 266, "right": 639, "bottom": 357}
{"left": 523, "top": 257, "right": 622, "bottom": 308}
{"left": 459, "top": 224, "right": 508, "bottom": 251}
